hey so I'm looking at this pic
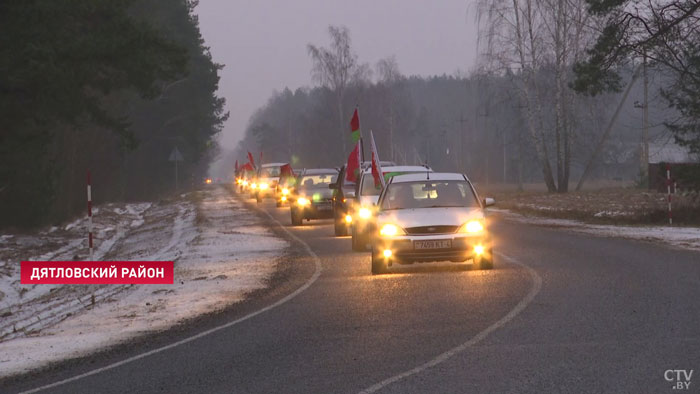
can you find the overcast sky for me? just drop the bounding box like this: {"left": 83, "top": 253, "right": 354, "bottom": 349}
{"left": 196, "top": 0, "right": 479, "bottom": 150}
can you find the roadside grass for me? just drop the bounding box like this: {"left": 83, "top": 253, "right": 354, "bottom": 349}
{"left": 480, "top": 184, "right": 700, "bottom": 226}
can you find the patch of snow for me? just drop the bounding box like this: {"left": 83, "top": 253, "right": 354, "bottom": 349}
{"left": 0, "top": 187, "right": 286, "bottom": 378}
{"left": 495, "top": 209, "right": 700, "bottom": 251}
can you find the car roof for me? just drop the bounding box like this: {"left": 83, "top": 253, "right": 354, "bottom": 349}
{"left": 390, "top": 172, "right": 467, "bottom": 183}
{"left": 361, "top": 165, "right": 432, "bottom": 175}
{"left": 261, "top": 162, "right": 287, "bottom": 168}
{"left": 361, "top": 160, "right": 395, "bottom": 169}
{"left": 301, "top": 168, "right": 339, "bottom": 176}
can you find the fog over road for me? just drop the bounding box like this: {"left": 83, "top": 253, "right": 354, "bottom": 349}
{"left": 5, "top": 186, "right": 700, "bottom": 393}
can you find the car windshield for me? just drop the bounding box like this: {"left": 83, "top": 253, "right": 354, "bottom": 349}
{"left": 299, "top": 174, "right": 337, "bottom": 188}
{"left": 380, "top": 181, "right": 479, "bottom": 210}
{"left": 361, "top": 171, "right": 424, "bottom": 196}
{"left": 260, "top": 167, "right": 281, "bottom": 177}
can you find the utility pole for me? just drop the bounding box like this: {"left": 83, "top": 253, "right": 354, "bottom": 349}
{"left": 641, "top": 51, "right": 650, "bottom": 185}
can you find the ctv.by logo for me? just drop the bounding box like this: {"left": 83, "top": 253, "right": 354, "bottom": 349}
{"left": 665, "top": 369, "right": 693, "bottom": 390}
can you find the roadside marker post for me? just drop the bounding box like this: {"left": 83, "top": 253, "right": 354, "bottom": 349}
{"left": 169, "top": 147, "right": 184, "bottom": 191}
{"left": 666, "top": 163, "right": 672, "bottom": 225}
{"left": 87, "top": 170, "right": 93, "bottom": 260}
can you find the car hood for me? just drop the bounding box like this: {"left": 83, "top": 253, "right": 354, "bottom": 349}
{"left": 377, "top": 207, "right": 483, "bottom": 228}
{"left": 260, "top": 177, "right": 279, "bottom": 184}
{"left": 358, "top": 195, "right": 379, "bottom": 206}
{"left": 299, "top": 188, "right": 333, "bottom": 200}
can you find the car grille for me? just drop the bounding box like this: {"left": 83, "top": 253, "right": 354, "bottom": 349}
{"left": 404, "top": 225, "right": 459, "bottom": 235}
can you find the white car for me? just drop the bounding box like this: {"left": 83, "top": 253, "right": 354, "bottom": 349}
{"left": 351, "top": 165, "right": 432, "bottom": 251}
{"left": 370, "top": 172, "right": 495, "bottom": 274}
{"left": 251, "top": 163, "right": 287, "bottom": 203}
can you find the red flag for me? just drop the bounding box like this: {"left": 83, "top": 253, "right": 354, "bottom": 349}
{"left": 345, "top": 141, "right": 361, "bottom": 183}
{"left": 247, "top": 151, "right": 255, "bottom": 169}
{"left": 240, "top": 163, "right": 254, "bottom": 172}
{"left": 280, "top": 164, "right": 295, "bottom": 178}
{"left": 349, "top": 108, "right": 360, "bottom": 143}
{"left": 370, "top": 131, "right": 386, "bottom": 189}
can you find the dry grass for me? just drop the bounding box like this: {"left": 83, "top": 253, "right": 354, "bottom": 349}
{"left": 480, "top": 185, "right": 700, "bottom": 225}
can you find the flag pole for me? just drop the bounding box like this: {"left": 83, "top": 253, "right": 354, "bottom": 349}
{"left": 357, "top": 106, "right": 365, "bottom": 163}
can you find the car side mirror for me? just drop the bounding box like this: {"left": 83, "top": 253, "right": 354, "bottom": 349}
{"left": 483, "top": 197, "right": 495, "bottom": 207}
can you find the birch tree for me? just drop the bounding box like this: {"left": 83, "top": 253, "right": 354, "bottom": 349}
{"left": 307, "top": 26, "right": 360, "bottom": 153}
{"left": 477, "top": 0, "right": 598, "bottom": 192}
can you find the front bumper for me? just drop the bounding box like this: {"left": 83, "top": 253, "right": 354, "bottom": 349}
{"left": 374, "top": 233, "right": 490, "bottom": 263}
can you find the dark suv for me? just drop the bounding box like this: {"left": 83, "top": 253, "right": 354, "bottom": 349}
{"left": 289, "top": 168, "right": 339, "bottom": 226}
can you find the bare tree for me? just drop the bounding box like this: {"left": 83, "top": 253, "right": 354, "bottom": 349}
{"left": 307, "top": 26, "right": 360, "bottom": 153}
{"left": 376, "top": 56, "right": 402, "bottom": 160}
{"left": 477, "top": 0, "right": 599, "bottom": 192}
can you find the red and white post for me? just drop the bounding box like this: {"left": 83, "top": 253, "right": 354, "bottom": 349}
{"left": 87, "top": 170, "right": 94, "bottom": 260}
{"left": 666, "top": 164, "right": 672, "bottom": 225}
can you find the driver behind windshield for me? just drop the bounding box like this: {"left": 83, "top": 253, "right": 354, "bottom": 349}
{"left": 381, "top": 181, "right": 479, "bottom": 210}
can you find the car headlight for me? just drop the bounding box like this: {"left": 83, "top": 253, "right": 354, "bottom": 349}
{"left": 379, "top": 224, "right": 404, "bottom": 237}
{"left": 251, "top": 183, "right": 258, "bottom": 189}
{"left": 297, "top": 197, "right": 310, "bottom": 206}
{"left": 282, "top": 188, "right": 289, "bottom": 195}
{"left": 259, "top": 182, "right": 269, "bottom": 190}
{"left": 459, "top": 220, "right": 484, "bottom": 233}
{"left": 242, "top": 180, "right": 248, "bottom": 186}
{"left": 344, "top": 214, "right": 353, "bottom": 224}
{"left": 358, "top": 207, "right": 372, "bottom": 219}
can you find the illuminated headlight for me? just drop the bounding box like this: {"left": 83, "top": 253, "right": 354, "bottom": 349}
{"left": 236, "top": 179, "right": 242, "bottom": 185}
{"left": 383, "top": 249, "right": 392, "bottom": 258}
{"left": 474, "top": 245, "right": 485, "bottom": 255}
{"left": 358, "top": 207, "right": 372, "bottom": 219}
{"left": 281, "top": 196, "right": 287, "bottom": 202}
{"left": 344, "top": 214, "right": 353, "bottom": 224}
{"left": 297, "top": 197, "right": 310, "bottom": 206}
{"left": 282, "top": 188, "right": 289, "bottom": 195}
{"left": 459, "top": 220, "right": 484, "bottom": 233}
{"left": 250, "top": 183, "right": 258, "bottom": 189}
{"left": 242, "top": 180, "right": 248, "bottom": 186}
{"left": 259, "top": 182, "right": 269, "bottom": 190}
{"left": 379, "top": 224, "right": 404, "bottom": 237}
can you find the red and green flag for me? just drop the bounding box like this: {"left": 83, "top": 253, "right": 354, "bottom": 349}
{"left": 345, "top": 141, "right": 361, "bottom": 183}
{"left": 349, "top": 108, "right": 360, "bottom": 143}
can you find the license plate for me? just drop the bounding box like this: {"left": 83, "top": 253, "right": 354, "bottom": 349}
{"left": 414, "top": 240, "right": 452, "bottom": 250}
{"left": 317, "top": 204, "right": 331, "bottom": 211}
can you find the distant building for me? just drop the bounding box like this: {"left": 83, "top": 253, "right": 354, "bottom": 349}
{"left": 648, "top": 141, "right": 698, "bottom": 191}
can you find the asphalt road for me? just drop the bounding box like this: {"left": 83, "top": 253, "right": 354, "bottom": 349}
{"left": 5, "top": 187, "right": 700, "bottom": 393}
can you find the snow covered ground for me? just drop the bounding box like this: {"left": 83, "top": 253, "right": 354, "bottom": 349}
{"left": 491, "top": 208, "right": 700, "bottom": 251}
{"left": 0, "top": 186, "right": 287, "bottom": 378}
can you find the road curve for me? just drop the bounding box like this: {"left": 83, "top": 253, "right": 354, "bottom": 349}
{"left": 4, "top": 186, "right": 700, "bottom": 393}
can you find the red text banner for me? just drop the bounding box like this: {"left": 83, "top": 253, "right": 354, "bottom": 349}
{"left": 21, "top": 261, "right": 174, "bottom": 284}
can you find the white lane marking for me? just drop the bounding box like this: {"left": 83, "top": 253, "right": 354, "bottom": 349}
{"left": 359, "top": 252, "right": 542, "bottom": 394}
{"left": 21, "top": 194, "right": 322, "bottom": 394}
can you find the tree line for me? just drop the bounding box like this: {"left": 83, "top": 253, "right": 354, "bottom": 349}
{"left": 0, "top": 0, "right": 227, "bottom": 229}
{"left": 233, "top": 24, "right": 681, "bottom": 190}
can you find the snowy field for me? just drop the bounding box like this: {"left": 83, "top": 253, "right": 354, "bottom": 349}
{"left": 491, "top": 208, "right": 700, "bottom": 251}
{"left": 0, "top": 186, "right": 287, "bottom": 378}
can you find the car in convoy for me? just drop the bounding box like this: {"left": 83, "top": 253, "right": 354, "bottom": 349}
{"left": 370, "top": 172, "right": 495, "bottom": 274}
{"left": 276, "top": 175, "right": 296, "bottom": 207}
{"left": 351, "top": 165, "right": 432, "bottom": 251}
{"left": 236, "top": 170, "right": 255, "bottom": 193}
{"left": 289, "top": 168, "right": 339, "bottom": 226}
{"left": 251, "top": 163, "right": 287, "bottom": 203}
